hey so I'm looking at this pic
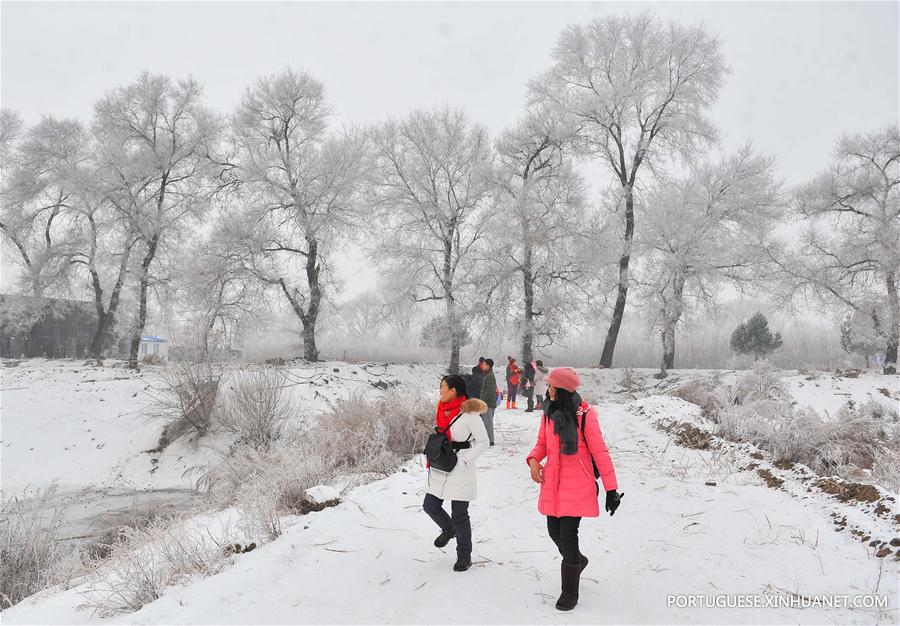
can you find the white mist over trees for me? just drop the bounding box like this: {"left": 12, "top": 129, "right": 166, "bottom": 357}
{"left": 1, "top": 12, "right": 896, "bottom": 374}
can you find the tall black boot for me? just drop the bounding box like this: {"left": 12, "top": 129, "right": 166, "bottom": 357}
{"left": 453, "top": 548, "right": 472, "bottom": 572}
{"left": 556, "top": 562, "right": 581, "bottom": 611}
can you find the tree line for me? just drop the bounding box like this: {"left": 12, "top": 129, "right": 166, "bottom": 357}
{"left": 1, "top": 13, "right": 897, "bottom": 374}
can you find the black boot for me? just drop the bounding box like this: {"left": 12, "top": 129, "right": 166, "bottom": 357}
{"left": 556, "top": 562, "right": 581, "bottom": 611}
{"left": 453, "top": 550, "right": 472, "bottom": 572}
{"left": 433, "top": 528, "right": 455, "bottom": 548}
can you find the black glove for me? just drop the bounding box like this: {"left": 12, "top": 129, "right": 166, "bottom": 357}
{"left": 605, "top": 490, "right": 624, "bottom": 516}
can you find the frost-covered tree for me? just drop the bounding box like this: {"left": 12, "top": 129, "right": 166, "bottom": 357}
{"left": 730, "top": 312, "right": 783, "bottom": 361}
{"left": 529, "top": 13, "right": 727, "bottom": 367}
{"left": 174, "top": 217, "right": 262, "bottom": 359}
{"left": 338, "top": 290, "right": 389, "bottom": 341}
{"left": 779, "top": 126, "right": 899, "bottom": 374}
{"left": 68, "top": 169, "right": 140, "bottom": 360}
{"left": 839, "top": 305, "right": 884, "bottom": 368}
{"left": 92, "top": 73, "right": 219, "bottom": 367}
{"left": 230, "top": 69, "right": 368, "bottom": 361}
{"left": 637, "top": 146, "right": 781, "bottom": 376}
{"left": 419, "top": 314, "right": 473, "bottom": 351}
{"left": 0, "top": 116, "right": 84, "bottom": 297}
{"left": 492, "top": 108, "right": 601, "bottom": 363}
{"left": 368, "top": 108, "right": 494, "bottom": 374}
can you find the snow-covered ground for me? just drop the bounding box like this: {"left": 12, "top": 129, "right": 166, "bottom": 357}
{"left": 3, "top": 361, "right": 898, "bottom": 624}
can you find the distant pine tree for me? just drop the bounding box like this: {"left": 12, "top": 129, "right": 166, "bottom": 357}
{"left": 730, "top": 312, "right": 783, "bottom": 361}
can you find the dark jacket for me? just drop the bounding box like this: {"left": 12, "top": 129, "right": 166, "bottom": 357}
{"left": 466, "top": 365, "right": 484, "bottom": 400}
{"left": 480, "top": 370, "right": 498, "bottom": 409}
{"left": 521, "top": 362, "right": 536, "bottom": 392}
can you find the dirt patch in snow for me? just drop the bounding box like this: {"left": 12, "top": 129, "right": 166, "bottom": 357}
{"left": 815, "top": 478, "right": 881, "bottom": 502}
{"left": 757, "top": 468, "right": 784, "bottom": 489}
{"left": 654, "top": 420, "right": 713, "bottom": 450}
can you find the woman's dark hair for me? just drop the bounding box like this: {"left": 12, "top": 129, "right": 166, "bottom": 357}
{"left": 544, "top": 387, "right": 578, "bottom": 422}
{"left": 535, "top": 359, "right": 543, "bottom": 367}
{"left": 484, "top": 358, "right": 494, "bottom": 369}
{"left": 441, "top": 374, "right": 468, "bottom": 399}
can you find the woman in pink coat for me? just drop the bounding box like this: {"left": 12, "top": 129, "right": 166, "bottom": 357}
{"left": 526, "top": 367, "right": 623, "bottom": 611}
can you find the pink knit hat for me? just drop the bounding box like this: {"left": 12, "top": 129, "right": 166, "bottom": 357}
{"left": 545, "top": 367, "right": 581, "bottom": 392}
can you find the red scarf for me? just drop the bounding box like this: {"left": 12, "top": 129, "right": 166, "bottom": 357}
{"left": 435, "top": 396, "right": 466, "bottom": 443}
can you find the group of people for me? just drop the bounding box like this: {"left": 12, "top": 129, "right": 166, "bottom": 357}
{"left": 423, "top": 364, "right": 624, "bottom": 612}
{"left": 502, "top": 355, "right": 549, "bottom": 412}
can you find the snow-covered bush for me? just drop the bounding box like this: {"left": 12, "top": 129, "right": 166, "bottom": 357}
{"left": 716, "top": 395, "right": 896, "bottom": 483}
{"left": 149, "top": 361, "right": 222, "bottom": 450}
{"left": 0, "top": 485, "right": 76, "bottom": 610}
{"left": 313, "top": 391, "right": 433, "bottom": 475}
{"left": 192, "top": 391, "right": 431, "bottom": 520}
{"left": 236, "top": 479, "right": 282, "bottom": 542}
{"left": 80, "top": 515, "right": 239, "bottom": 617}
{"left": 669, "top": 378, "right": 722, "bottom": 417}
{"left": 731, "top": 360, "right": 789, "bottom": 405}
{"left": 872, "top": 448, "right": 900, "bottom": 493}
{"left": 216, "top": 368, "right": 290, "bottom": 451}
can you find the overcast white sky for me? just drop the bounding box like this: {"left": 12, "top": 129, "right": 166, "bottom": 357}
{"left": 1, "top": 0, "right": 898, "bottom": 298}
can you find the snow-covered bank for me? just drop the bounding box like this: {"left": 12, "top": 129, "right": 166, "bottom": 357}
{"left": 1, "top": 360, "right": 445, "bottom": 497}
{"left": 5, "top": 372, "right": 898, "bottom": 624}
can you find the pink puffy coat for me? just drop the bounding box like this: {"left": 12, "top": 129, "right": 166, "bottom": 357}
{"left": 526, "top": 402, "right": 618, "bottom": 518}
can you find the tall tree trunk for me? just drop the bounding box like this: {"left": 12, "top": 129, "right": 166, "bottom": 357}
{"left": 88, "top": 233, "right": 133, "bottom": 360}
{"left": 446, "top": 293, "right": 460, "bottom": 374}
{"left": 128, "top": 234, "right": 160, "bottom": 368}
{"left": 276, "top": 237, "right": 323, "bottom": 362}
{"left": 522, "top": 245, "right": 535, "bottom": 365}
{"left": 302, "top": 236, "right": 321, "bottom": 361}
{"left": 885, "top": 270, "right": 898, "bottom": 375}
{"left": 600, "top": 187, "right": 635, "bottom": 368}
{"left": 658, "top": 274, "right": 685, "bottom": 377}
{"left": 441, "top": 219, "right": 460, "bottom": 375}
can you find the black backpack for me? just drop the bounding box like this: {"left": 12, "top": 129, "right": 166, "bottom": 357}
{"left": 424, "top": 414, "right": 471, "bottom": 473}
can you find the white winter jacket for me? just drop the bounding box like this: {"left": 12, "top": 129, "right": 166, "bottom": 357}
{"left": 426, "top": 398, "right": 490, "bottom": 502}
{"left": 534, "top": 366, "right": 550, "bottom": 397}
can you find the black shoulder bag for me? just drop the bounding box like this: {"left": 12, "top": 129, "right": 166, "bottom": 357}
{"left": 579, "top": 408, "right": 601, "bottom": 495}
{"left": 424, "top": 414, "right": 471, "bottom": 473}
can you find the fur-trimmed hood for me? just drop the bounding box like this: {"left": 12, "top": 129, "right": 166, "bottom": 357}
{"left": 461, "top": 398, "right": 487, "bottom": 414}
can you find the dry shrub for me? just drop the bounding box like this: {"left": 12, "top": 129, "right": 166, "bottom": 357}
{"left": 312, "top": 391, "right": 433, "bottom": 475}
{"left": 872, "top": 448, "right": 900, "bottom": 493}
{"left": 669, "top": 379, "right": 723, "bottom": 417}
{"left": 191, "top": 391, "right": 431, "bottom": 525}
{"left": 79, "top": 516, "right": 238, "bottom": 617}
{"left": 0, "top": 485, "right": 76, "bottom": 610}
{"left": 716, "top": 395, "right": 897, "bottom": 484}
{"left": 619, "top": 368, "right": 637, "bottom": 391}
{"left": 149, "top": 361, "right": 222, "bottom": 451}
{"left": 216, "top": 368, "right": 290, "bottom": 451}
{"left": 731, "top": 360, "right": 790, "bottom": 405}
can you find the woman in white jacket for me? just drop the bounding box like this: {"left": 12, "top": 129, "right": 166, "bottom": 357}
{"left": 424, "top": 374, "right": 490, "bottom": 572}
{"left": 533, "top": 360, "right": 550, "bottom": 410}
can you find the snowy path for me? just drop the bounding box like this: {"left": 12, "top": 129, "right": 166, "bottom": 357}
{"left": 7, "top": 402, "right": 897, "bottom": 625}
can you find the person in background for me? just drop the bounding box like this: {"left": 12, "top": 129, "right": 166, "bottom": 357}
{"left": 522, "top": 360, "right": 536, "bottom": 412}
{"left": 424, "top": 374, "right": 490, "bottom": 572}
{"left": 505, "top": 356, "right": 521, "bottom": 410}
{"left": 466, "top": 357, "right": 485, "bottom": 400}
{"left": 526, "top": 367, "right": 623, "bottom": 611}
{"left": 479, "top": 358, "right": 498, "bottom": 446}
{"left": 534, "top": 360, "right": 549, "bottom": 410}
